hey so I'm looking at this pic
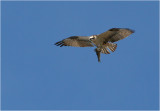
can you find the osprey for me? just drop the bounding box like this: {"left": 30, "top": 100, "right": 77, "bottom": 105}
{"left": 55, "top": 28, "right": 134, "bottom": 62}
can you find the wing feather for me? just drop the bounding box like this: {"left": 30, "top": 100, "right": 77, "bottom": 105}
{"left": 97, "top": 28, "right": 134, "bottom": 43}
{"left": 55, "top": 36, "right": 93, "bottom": 47}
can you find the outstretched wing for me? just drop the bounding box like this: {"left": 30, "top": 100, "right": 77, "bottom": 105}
{"left": 97, "top": 28, "right": 134, "bottom": 42}
{"left": 55, "top": 36, "right": 93, "bottom": 47}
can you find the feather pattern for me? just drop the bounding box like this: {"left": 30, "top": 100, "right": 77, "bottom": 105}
{"left": 100, "top": 43, "right": 117, "bottom": 54}
{"left": 55, "top": 36, "right": 93, "bottom": 47}
{"left": 97, "top": 28, "right": 134, "bottom": 43}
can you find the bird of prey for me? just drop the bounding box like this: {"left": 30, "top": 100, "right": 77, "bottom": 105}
{"left": 55, "top": 28, "right": 134, "bottom": 62}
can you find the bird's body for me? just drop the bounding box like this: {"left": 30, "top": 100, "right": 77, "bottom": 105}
{"left": 55, "top": 28, "right": 134, "bottom": 62}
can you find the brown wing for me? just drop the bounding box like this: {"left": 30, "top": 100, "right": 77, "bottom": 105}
{"left": 55, "top": 36, "right": 93, "bottom": 47}
{"left": 97, "top": 28, "right": 135, "bottom": 43}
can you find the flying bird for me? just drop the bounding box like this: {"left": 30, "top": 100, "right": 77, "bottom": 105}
{"left": 55, "top": 28, "right": 134, "bottom": 62}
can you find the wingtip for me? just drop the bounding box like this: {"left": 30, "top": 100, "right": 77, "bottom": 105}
{"left": 54, "top": 42, "right": 57, "bottom": 45}
{"left": 126, "top": 28, "right": 135, "bottom": 33}
{"left": 54, "top": 41, "right": 64, "bottom": 47}
{"left": 130, "top": 29, "right": 135, "bottom": 33}
{"left": 109, "top": 28, "right": 135, "bottom": 33}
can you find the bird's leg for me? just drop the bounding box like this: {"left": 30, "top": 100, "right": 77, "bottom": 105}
{"left": 95, "top": 48, "right": 101, "bottom": 62}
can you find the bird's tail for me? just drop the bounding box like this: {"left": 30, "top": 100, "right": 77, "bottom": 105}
{"left": 107, "top": 43, "right": 117, "bottom": 52}
{"left": 101, "top": 43, "right": 117, "bottom": 54}
{"left": 95, "top": 48, "right": 101, "bottom": 62}
{"left": 95, "top": 43, "right": 117, "bottom": 62}
{"left": 100, "top": 47, "right": 110, "bottom": 54}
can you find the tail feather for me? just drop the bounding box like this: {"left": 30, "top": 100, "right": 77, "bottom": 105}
{"left": 95, "top": 43, "right": 117, "bottom": 62}
{"left": 100, "top": 43, "right": 117, "bottom": 54}
{"left": 101, "top": 48, "right": 110, "bottom": 54}
{"left": 107, "top": 43, "right": 117, "bottom": 52}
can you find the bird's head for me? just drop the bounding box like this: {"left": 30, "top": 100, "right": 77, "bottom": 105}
{"left": 89, "top": 35, "right": 97, "bottom": 41}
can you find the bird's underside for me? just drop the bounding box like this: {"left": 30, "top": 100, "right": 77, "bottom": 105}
{"left": 55, "top": 28, "right": 135, "bottom": 62}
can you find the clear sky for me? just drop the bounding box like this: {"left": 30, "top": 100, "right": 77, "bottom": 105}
{"left": 2, "top": 1, "right": 159, "bottom": 110}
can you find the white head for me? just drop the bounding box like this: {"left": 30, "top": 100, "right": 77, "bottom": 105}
{"left": 89, "top": 35, "right": 97, "bottom": 41}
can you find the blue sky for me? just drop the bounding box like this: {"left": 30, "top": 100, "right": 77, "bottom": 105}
{"left": 2, "top": 1, "right": 159, "bottom": 110}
